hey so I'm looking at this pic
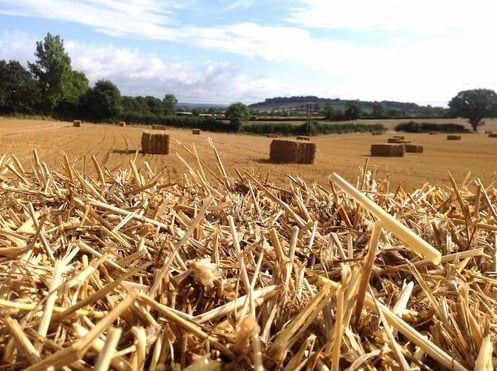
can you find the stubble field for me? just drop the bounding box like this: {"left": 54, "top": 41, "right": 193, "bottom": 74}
{"left": 0, "top": 117, "right": 496, "bottom": 191}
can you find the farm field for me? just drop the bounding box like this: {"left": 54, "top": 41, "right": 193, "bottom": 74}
{"left": 0, "top": 117, "right": 496, "bottom": 192}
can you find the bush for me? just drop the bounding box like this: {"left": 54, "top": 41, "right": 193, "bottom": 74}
{"left": 395, "top": 121, "right": 470, "bottom": 133}
{"left": 241, "top": 120, "right": 386, "bottom": 136}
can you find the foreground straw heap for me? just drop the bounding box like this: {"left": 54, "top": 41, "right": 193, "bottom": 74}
{"left": 0, "top": 141, "right": 496, "bottom": 370}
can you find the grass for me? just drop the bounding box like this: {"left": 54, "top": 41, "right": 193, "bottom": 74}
{"left": 0, "top": 117, "right": 496, "bottom": 192}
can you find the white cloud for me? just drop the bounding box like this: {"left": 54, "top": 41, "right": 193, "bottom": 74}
{"left": 66, "top": 41, "right": 295, "bottom": 103}
{"left": 287, "top": 0, "right": 496, "bottom": 35}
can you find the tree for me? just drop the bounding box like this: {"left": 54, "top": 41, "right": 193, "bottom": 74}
{"left": 83, "top": 80, "right": 122, "bottom": 122}
{"left": 163, "top": 94, "right": 178, "bottom": 115}
{"left": 448, "top": 89, "right": 497, "bottom": 131}
{"left": 371, "top": 102, "right": 387, "bottom": 118}
{"left": 29, "top": 33, "right": 72, "bottom": 113}
{"left": 56, "top": 70, "right": 90, "bottom": 119}
{"left": 0, "top": 60, "right": 39, "bottom": 114}
{"left": 225, "top": 102, "right": 250, "bottom": 129}
{"left": 322, "top": 104, "right": 345, "bottom": 120}
{"left": 344, "top": 100, "right": 363, "bottom": 120}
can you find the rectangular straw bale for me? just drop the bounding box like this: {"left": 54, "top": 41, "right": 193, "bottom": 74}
{"left": 447, "top": 135, "right": 461, "bottom": 140}
{"left": 152, "top": 125, "right": 167, "bottom": 130}
{"left": 141, "top": 131, "right": 170, "bottom": 154}
{"left": 370, "top": 143, "right": 405, "bottom": 157}
{"left": 296, "top": 136, "right": 310, "bottom": 141}
{"left": 393, "top": 135, "right": 405, "bottom": 139}
{"left": 192, "top": 128, "right": 201, "bottom": 135}
{"left": 118, "top": 121, "right": 126, "bottom": 127}
{"left": 488, "top": 133, "right": 497, "bottom": 138}
{"left": 73, "top": 120, "right": 81, "bottom": 127}
{"left": 270, "top": 139, "right": 316, "bottom": 164}
{"left": 405, "top": 144, "right": 424, "bottom": 153}
{"left": 267, "top": 133, "right": 279, "bottom": 138}
{"left": 371, "top": 131, "right": 383, "bottom": 135}
{"left": 387, "top": 138, "right": 401, "bottom": 143}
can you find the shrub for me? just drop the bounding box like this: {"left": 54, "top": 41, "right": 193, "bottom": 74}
{"left": 395, "top": 121, "right": 469, "bottom": 133}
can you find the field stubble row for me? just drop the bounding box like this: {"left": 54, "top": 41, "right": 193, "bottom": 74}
{"left": 0, "top": 118, "right": 496, "bottom": 191}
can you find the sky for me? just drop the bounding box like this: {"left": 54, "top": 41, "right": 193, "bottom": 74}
{"left": 0, "top": 0, "right": 496, "bottom": 107}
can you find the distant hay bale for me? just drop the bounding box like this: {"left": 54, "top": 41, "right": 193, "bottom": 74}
{"left": 447, "top": 135, "right": 462, "bottom": 140}
{"left": 118, "top": 121, "right": 126, "bottom": 127}
{"left": 296, "top": 136, "right": 310, "bottom": 141}
{"left": 152, "top": 125, "right": 167, "bottom": 130}
{"left": 267, "top": 133, "right": 279, "bottom": 138}
{"left": 141, "top": 132, "right": 170, "bottom": 154}
{"left": 488, "top": 133, "right": 497, "bottom": 138}
{"left": 393, "top": 135, "right": 405, "bottom": 140}
{"left": 73, "top": 120, "right": 81, "bottom": 127}
{"left": 405, "top": 144, "right": 424, "bottom": 153}
{"left": 370, "top": 144, "right": 405, "bottom": 157}
{"left": 270, "top": 139, "right": 316, "bottom": 164}
{"left": 192, "top": 128, "right": 201, "bottom": 135}
{"left": 387, "top": 138, "right": 402, "bottom": 143}
{"left": 371, "top": 131, "right": 383, "bottom": 135}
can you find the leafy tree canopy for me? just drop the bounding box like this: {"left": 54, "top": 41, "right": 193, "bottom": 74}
{"left": 344, "top": 100, "right": 363, "bottom": 120}
{"left": 225, "top": 102, "right": 250, "bottom": 128}
{"left": 84, "top": 80, "right": 122, "bottom": 122}
{"left": 29, "top": 33, "right": 72, "bottom": 112}
{"left": 163, "top": 94, "right": 178, "bottom": 115}
{"left": 448, "top": 88, "right": 497, "bottom": 131}
{"left": 0, "top": 60, "right": 39, "bottom": 114}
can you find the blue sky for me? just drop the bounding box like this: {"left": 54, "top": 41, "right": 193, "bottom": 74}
{"left": 0, "top": 0, "right": 495, "bottom": 106}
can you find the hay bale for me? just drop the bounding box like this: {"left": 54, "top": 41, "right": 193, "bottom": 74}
{"left": 296, "top": 136, "right": 310, "bottom": 141}
{"left": 118, "top": 121, "right": 126, "bottom": 127}
{"left": 192, "top": 128, "right": 201, "bottom": 135}
{"left": 387, "top": 138, "right": 401, "bottom": 143}
{"left": 267, "top": 133, "right": 279, "bottom": 138}
{"left": 371, "top": 131, "right": 383, "bottom": 135}
{"left": 405, "top": 144, "right": 424, "bottom": 153}
{"left": 270, "top": 139, "right": 316, "bottom": 164}
{"left": 370, "top": 143, "right": 405, "bottom": 157}
{"left": 393, "top": 135, "right": 405, "bottom": 139}
{"left": 73, "top": 120, "right": 81, "bottom": 127}
{"left": 152, "top": 125, "right": 167, "bottom": 130}
{"left": 141, "top": 131, "right": 170, "bottom": 154}
{"left": 447, "top": 135, "right": 461, "bottom": 140}
{"left": 488, "top": 133, "right": 497, "bottom": 138}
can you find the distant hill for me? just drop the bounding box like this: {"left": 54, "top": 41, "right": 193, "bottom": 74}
{"left": 248, "top": 96, "right": 445, "bottom": 116}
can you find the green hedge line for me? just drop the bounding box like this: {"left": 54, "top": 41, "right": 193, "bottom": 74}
{"left": 119, "top": 113, "right": 239, "bottom": 132}
{"left": 395, "top": 121, "right": 470, "bottom": 133}
{"left": 241, "top": 121, "right": 386, "bottom": 135}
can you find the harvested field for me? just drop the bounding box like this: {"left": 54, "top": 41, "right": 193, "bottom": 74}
{"left": 0, "top": 140, "right": 496, "bottom": 369}
{"left": 0, "top": 118, "right": 496, "bottom": 192}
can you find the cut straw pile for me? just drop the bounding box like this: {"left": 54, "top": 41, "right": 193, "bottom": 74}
{"left": 0, "top": 140, "right": 496, "bottom": 370}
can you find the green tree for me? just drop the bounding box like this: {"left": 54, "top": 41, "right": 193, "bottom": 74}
{"left": 0, "top": 60, "right": 39, "bottom": 114}
{"left": 56, "top": 70, "right": 90, "bottom": 119}
{"left": 344, "top": 100, "right": 363, "bottom": 120}
{"left": 83, "top": 80, "right": 122, "bottom": 122}
{"left": 322, "top": 104, "right": 342, "bottom": 120}
{"left": 371, "top": 101, "right": 387, "bottom": 118}
{"left": 163, "top": 94, "right": 178, "bottom": 115}
{"left": 225, "top": 102, "right": 250, "bottom": 130}
{"left": 28, "top": 33, "right": 72, "bottom": 114}
{"left": 448, "top": 89, "right": 497, "bottom": 131}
